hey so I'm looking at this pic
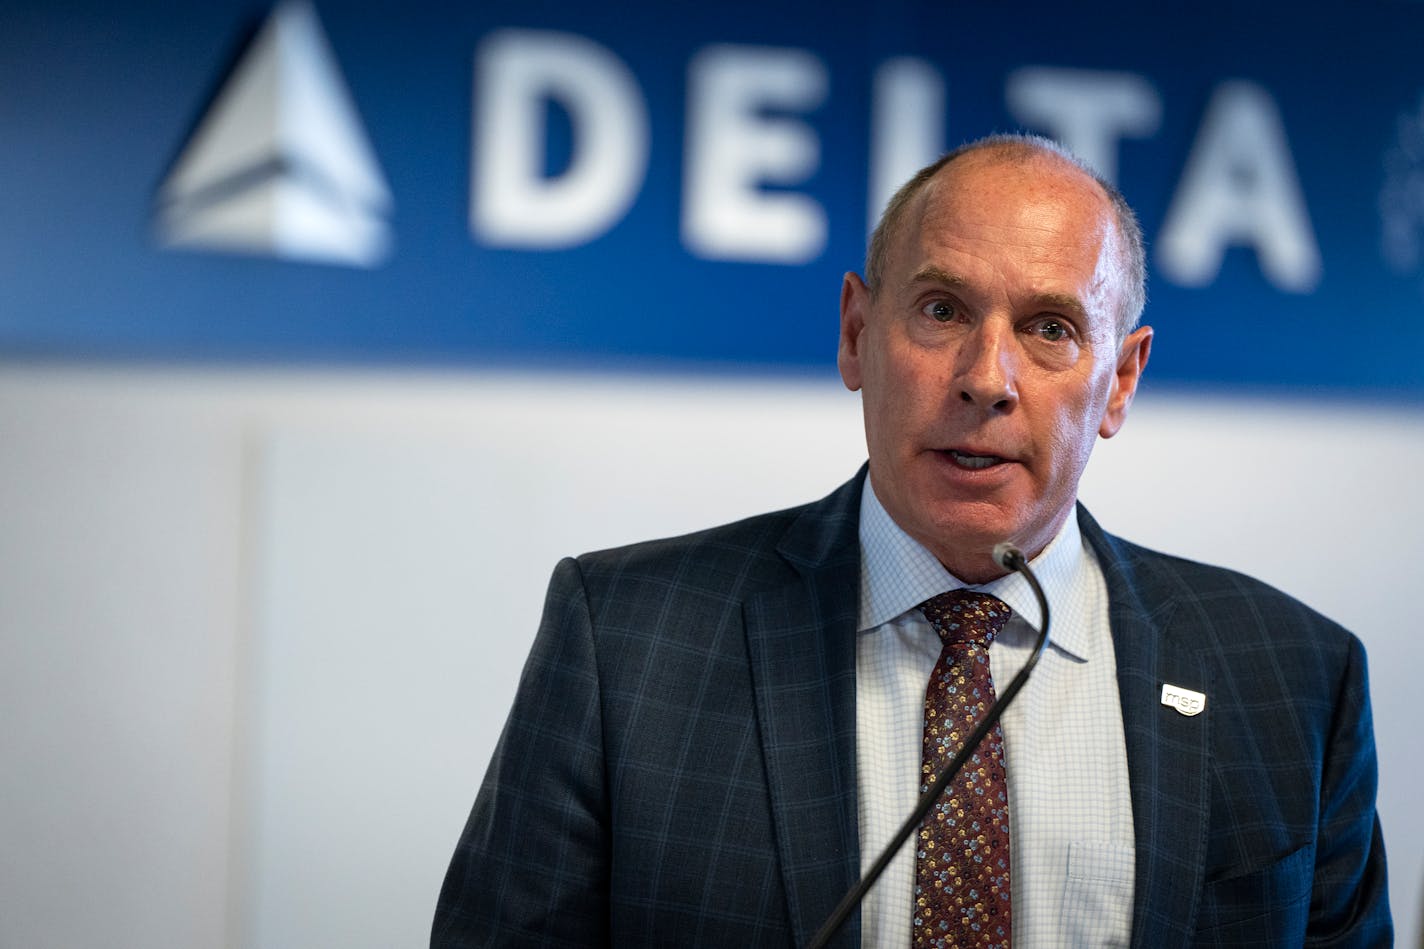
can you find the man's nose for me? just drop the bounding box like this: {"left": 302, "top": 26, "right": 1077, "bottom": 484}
{"left": 954, "top": 320, "right": 1018, "bottom": 411}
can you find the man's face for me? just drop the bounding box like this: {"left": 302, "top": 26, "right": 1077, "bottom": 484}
{"left": 838, "top": 152, "right": 1152, "bottom": 582}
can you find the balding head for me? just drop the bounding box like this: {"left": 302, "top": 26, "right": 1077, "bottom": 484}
{"left": 865, "top": 134, "right": 1147, "bottom": 339}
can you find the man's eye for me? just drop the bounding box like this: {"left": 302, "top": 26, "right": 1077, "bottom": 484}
{"left": 923, "top": 301, "right": 956, "bottom": 322}
{"left": 1037, "top": 319, "right": 1069, "bottom": 342}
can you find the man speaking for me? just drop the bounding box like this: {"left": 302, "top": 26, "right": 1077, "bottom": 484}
{"left": 432, "top": 135, "right": 1390, "bottom": 946}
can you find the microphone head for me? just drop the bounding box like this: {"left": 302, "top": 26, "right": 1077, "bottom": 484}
{"left": 992, "top": 542, "right": 1024, "bottom": 570}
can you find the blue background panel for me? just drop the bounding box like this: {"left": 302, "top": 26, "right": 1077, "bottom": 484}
{"left": 2, "top": 0, "right": 1422, "bottom": 393}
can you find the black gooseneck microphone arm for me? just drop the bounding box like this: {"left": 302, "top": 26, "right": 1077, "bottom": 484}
{"left": 803, "top": 542, "right": 1052, "bottom": 949}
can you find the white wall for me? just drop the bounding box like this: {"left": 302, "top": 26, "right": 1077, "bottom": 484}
{"left": 0, "top": 364, "right": 1417, "bottom": 947}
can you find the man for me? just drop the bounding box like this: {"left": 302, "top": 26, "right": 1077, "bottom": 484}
{"left": 433, "top": 135, "right": 1390, "bottom": 946}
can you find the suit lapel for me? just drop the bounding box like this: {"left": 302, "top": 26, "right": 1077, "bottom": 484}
{"left": 745, "top": 474, "right": 864, "bottom": 949}
{"left": 1081, "top": 509, "right": 1212, "bottom": 949}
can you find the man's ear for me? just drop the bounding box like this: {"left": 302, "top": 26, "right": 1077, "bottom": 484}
{"left": 838, "top": 272, "right": 870, "bottom": 392}
{"left": 1099, "top": 325, "right": 1153, "bottom": 438}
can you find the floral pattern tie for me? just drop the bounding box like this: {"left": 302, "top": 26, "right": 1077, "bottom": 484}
{"left": 914, "top": 590, "right": 1012, "bottom": 948}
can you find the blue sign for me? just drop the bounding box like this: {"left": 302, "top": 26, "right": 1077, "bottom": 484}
{"left": 2, "top": 0, "right": 1422, "bottom": 394}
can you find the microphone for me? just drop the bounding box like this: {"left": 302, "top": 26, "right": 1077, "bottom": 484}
{"left": 992, "top": 541, "right": 1026, "bottom": 571}
{"left": 804, "top": 542, "right": 1052, "bottom": 949}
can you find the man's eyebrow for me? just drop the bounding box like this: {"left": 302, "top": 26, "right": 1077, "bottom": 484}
{"left": 905, "top": 267, "right": 1088, "bottom": 318}
{"left": 1030, "top": 292, "right": 1087, "bottom": 318}
{"left": 905, "top": 266, "right": 968, "bottom": 291}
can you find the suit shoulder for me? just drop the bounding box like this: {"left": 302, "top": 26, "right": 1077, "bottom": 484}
{"left": 571, "top": 501, "right": 814, "bottom": 593}
{"left": 1101, "top": 530, "right": 1356, "bottom": 649}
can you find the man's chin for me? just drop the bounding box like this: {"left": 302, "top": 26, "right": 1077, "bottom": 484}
{"left": 932, "top": 500, "right": 1023, "bottom": 544}
{"left": 928, "top": 495, "right": 1079, "bottom": 576}
{"left": 902, "top": 505, "right": 1027, "bottom": 581}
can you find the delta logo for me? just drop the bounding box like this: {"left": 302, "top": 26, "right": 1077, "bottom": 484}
{"left": 155, "top": 1, "right": 392, "bottom": 268}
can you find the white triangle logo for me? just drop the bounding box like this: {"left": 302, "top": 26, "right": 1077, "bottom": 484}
{"left": 157, "top": 1, "right": 392, "bottom": 267}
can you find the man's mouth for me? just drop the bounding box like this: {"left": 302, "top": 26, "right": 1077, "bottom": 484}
{"left": 946, "top": 449, "right": 1007, "bottom": 470}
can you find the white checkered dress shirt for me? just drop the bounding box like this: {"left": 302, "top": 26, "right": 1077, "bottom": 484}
{"left": 855, "top": 478, "right": 1135, "bottom": 947}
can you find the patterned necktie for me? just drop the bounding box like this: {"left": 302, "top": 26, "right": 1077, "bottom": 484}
{"left": 914, "top": 590, "right": 1013, "bottom": 948}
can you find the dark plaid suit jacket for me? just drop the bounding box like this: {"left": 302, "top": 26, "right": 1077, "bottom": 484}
{"left": 433, "top": 471, "right": 1390, "bottom": 947}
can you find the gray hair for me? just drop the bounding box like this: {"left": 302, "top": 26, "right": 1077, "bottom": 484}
{"left": 864, "top": 133, "right": 1147, "bottom": 337}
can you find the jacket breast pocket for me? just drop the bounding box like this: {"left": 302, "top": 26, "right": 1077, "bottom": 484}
{"left": 1195, "top": 841, "right": 1314, "bottom": 942}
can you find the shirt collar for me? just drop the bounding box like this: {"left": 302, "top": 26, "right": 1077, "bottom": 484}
{"left": 856, "top": 476, "right": 1095, "bottom": 661}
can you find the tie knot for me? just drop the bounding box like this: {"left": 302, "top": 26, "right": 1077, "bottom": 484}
{"left": 919, "top": 589, "right": 1011, "bottom": 646}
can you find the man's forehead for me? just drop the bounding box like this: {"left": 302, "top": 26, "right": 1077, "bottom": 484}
{"left": 895, "top": 152, "right": 1111, "bottom": 253}
{"left": 917, "top": 150, "right": 1111, "bottom": 225}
